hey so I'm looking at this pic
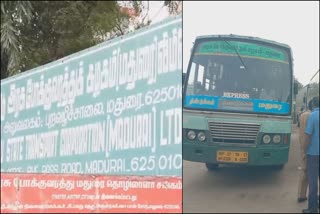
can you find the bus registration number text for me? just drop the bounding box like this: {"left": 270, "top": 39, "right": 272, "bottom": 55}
{"left": 216, "top": 151, "right": 248, "bottom": 163}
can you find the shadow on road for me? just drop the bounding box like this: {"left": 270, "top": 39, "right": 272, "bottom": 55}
{"left": 202, "top": 165, "right": 284, "bottom": 187}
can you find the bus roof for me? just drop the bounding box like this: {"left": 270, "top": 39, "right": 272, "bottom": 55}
{"left": 195, "top": 34, "right": 291, "bottom": 50}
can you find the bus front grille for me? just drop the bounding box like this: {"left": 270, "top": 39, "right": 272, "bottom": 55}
{"left": 208, "top": 121, "right": 260, "bottom": 144}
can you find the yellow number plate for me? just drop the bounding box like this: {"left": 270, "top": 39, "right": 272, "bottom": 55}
{"left": 216, "top": 151, "right": 248, "bottom": 163}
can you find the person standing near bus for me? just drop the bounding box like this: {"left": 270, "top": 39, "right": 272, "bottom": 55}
{"left": 303, "top": 96, "right": 319, "bottom": 213}
{"left": 297, "top": 107, "right": 304, "bottom": 127}
{"left": 297, "top": 100, "right": 313, "bottom": 203}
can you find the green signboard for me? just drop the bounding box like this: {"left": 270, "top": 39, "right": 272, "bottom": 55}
{"left": 197, "top": 40, "right": 287, "bottom": 62}
{"left": 0, "top": 16, "right": 182, "bottom": 176}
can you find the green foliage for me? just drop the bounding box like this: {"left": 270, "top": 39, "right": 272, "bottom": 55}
{"left": 1, "top": 1, "right": 33, "bottom": 77}
{"left": 17, "top": 1, "right": 132, "bottom": 73}
{"left": 1, "top": 1, "right": 180, "bottom": 79}
{"left": 1, "top": 1, "right": 146, "bottom": 78}
{"left": 164, "top": 0, "right": 182, "bottom": 15}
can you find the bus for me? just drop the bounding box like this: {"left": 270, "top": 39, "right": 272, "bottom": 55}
{"left": 304, "top": 70, "right": 319, "bottom": 106}
{"left": 182, "top": 34, "right": 294, "bottom": 170}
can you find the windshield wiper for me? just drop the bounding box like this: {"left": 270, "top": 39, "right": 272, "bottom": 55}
{"left": 220, "top": 38, "right": 248, "bottom": 72}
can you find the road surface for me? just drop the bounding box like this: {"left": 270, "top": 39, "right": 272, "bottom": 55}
{"left": 183, "top": 124, "right": 310, "bottom": 213}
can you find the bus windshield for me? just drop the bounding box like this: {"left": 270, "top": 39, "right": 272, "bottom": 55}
{"left": 184, "top": 39, "right": 292, "bottom": 115}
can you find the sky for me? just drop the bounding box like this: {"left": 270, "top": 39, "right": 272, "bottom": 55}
{"left": 183, "top": 1, "right": 319, "bottom": 86}
{"left": 148, "top": 1, "right": 170, "bottom": 23}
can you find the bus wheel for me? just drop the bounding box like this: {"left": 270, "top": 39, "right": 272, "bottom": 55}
{"left": 205, "top": 163, "right": 219, "bottom": 171}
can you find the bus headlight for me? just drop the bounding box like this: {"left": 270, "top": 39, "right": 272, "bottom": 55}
{"left": 187, "top": 130, "right": 196, "bottom": 140}
{"left": 273, "top": 135, "right": 281, "bottom": 144}
{"left": 263, "top": 135, "right": 271, "bottom": 144}
{"left": 197, "top": 132, "right": 206, "bottom": 141}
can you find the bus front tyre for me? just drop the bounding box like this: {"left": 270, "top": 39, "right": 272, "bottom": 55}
{"left": 205, "top": 163, "right": 219, "bottom": 171}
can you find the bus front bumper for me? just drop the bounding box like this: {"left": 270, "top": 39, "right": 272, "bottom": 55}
{"left": 183, "top": 142, "right": 289, "bottom": 166}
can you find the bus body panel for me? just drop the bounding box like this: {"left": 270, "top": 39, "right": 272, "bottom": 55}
{"left": 183, "top": 111, "right": 292, "bottom": 166}
{"left": 183, "top": 143, "right": 290, "bottom": 166}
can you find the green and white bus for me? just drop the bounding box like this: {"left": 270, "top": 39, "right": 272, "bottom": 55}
{"left": 183, "top": 34, "right": 294, "bottom": 170}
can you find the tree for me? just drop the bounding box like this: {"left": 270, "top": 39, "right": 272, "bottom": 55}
{"left": 18, "top": 1, "right": 134, "bottom": 74}
{"left": 1, "top": 1, "right": 146, "bottom": 79}
{"left": 118, "top": 1, "right": 151, "bottom": 30}
{"left": 164, "top": 0, "right": 182, "bottom": 15}
{"left": 1, "top": 1, "right": 33, "bottom": 77}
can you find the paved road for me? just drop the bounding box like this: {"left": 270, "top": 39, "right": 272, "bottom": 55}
{"left": 183, "top": 124, "right": 310, "bottom": 213}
